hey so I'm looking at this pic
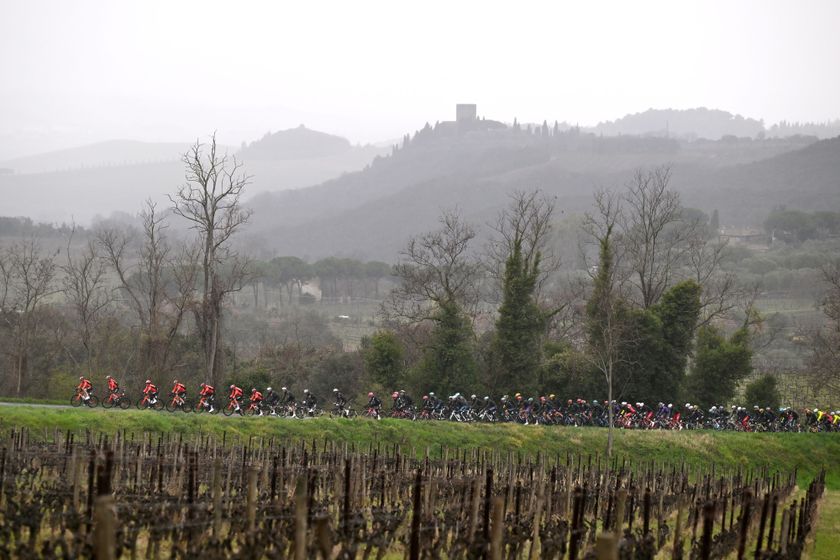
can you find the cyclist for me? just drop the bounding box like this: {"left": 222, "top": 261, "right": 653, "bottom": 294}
{"left": 302, "top": 389, "right": 317, "bottom": 414}
{"left": 427, "top": 391, "right": 441, "bottom": 411}
{"left": 106, "top": 375, "right": 119, "bottom": 394}
{"left": 265, "top": 387, "right": 281, "bottom": 414}
{"left": 171, "top": 379, "right": 187, "bottom": 406}
{"left": 77, "top": 376, "right": 93, "bottom": 402}
{"left": 199, "top": 383, "right": 215, "bottom": 412}
{"left": 142, "top": 379, "right": 158, "bottom": 405}
{"left": 229, "top": 384, "right": 244, "bottom": 412}
{"left": 397, "top": 389, "right": 413, "bottom": 411}
{"left": 366, "top": 391, "right": 382, "bottom": 419}
{"left": 333, "top": 388, "right": 347, "bottom": 408}
{"left": 249, "top": 388, "right": 264, "bottom": 415}
{"left": 481, "top": 396, "right": 497, "bottom": 419}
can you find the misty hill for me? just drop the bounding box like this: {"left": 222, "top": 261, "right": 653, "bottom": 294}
{"left": 239, "top": 126, "right": 354, "bottom": 159}
{"left": 0, "top": 140, "right": 197, "bottom": 175}
{"left": 242, "top": 122, "right": 832, "bottom": 261}
{"left": 590, "top": 108, "right": 765, "bottom": 140}
{"left": 0, "top": 133, "right": 387, "bottom": 223}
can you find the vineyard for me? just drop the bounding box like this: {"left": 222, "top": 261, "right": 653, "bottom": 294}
{"left": 0, "top": 421, "right": 833, "bottom": 559}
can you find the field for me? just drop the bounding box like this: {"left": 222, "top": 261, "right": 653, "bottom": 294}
{"left": 0, "top": 405, "right": 838, "bottom": 558}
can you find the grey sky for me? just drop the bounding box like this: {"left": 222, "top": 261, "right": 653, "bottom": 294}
{"left": 1, "top": 0, "right": 839, "bottom": 159}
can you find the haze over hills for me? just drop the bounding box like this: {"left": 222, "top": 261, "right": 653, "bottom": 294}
{"left": 1, "top": 107, "right": 838, "bottom": 237}
{"left": 241, "top": 109, "right": 839, "bottom": 261}
{"left": 0, "top": 127, "right": 388, "bottom": 223}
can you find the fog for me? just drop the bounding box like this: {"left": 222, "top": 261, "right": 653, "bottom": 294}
{"left": 2, "top": 0, "right": 839, "bottom": 160}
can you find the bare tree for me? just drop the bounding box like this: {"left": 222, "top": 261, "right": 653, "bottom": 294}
{"left": 98, "top": 200, "right": 198, "bottom": 380}
{"left": 170, "top": 134, "right": 253, "bottom": 383}
{"left": 485, "top": 190, "right": 559, "bottom": 300}
{"left": 61, "top": 228, "right": 111, "bottom": 374}
{"left": 685, "top": 233, "right": 738, "bottom": 326}
{"left": 581, "top": 190, "right": 642, "bottom": 459}
{"left": 809, "top": 259, "right": 840, "bottom": 393}
{"left": 385, "top": 209, "right": 481, "bottom": 324}
{"left": 622, "top": 166, "right": 702, "bottom": 308}
{"left": 0, "top": 240, "right": 58, "bottom": 395}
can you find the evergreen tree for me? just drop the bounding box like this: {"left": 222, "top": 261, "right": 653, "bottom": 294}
{"left": 492, "top": 238, "right": 544, "bottom": 394}
{"left": 418, "top": 300, "right": 477, "bottom": 395}
{"left": 685, "top": 324, "right": 752, "bottom": 408}
{"left": 361, "top": 331, "right": 404, "bottom": 388}
{"left": 744, "top": 374, "right": 781, "bottom": 410}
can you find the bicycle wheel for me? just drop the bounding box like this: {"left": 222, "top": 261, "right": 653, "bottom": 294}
{"left": 86, "top": 395, "right": 99, "bottom": 408}
{"left": 101, "top": 395, "right": 114, "bottom": 409}
{"left": 222, "top": 404, "right": 235, "bottom": 416}
{"left": 182, "top": 398, "right": 193, "bottom": 413}
{"left": 165, "top": 400, "right": 177, "bottom": 413}
{"left": 70, "top": 394, "right": 83, "bottom": 407}
{"left": 118, "top": 396, "right": 131, "bottom": 410}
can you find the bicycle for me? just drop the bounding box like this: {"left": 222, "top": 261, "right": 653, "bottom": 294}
{"left": 101, "top": 390, "right": 131, "bottom": 410}
{"left": 70, "top": 388, "right": 99, "bottom": 408}
{"left": 165, "top": 392, "right": 192, "bottom": 413}
{"left": 222, "top": 397, "right": 244, "bottom": 416}
{"left": 330, "top": 403, "right": 356, "bottom": 418}
{"left": 194, "top": 395, "right": 217, "bottom": 414}
{"left": 136, "top": 393, "right": 163, "bottom": 411}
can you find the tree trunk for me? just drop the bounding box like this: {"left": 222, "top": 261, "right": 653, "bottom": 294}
{"left": 607, "top": 359, "right": 614, "bottom": 460}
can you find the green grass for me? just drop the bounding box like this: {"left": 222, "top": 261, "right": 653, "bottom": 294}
{"left": 0, "top": 396, "right": 66, "bottom": 406}
{"left": 1, "top": 406, "right": 838, "bottom": 490}
{"left": 811, "top": 490, "right": 840, "bottom": 560}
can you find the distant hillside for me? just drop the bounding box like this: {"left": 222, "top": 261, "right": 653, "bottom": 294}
{"left": 0, "top": 140, "right": 198, "bottom": 174}
{"left": 0, "top": 132, "right": 387, "bottom": 223}
{"left": 242, "top": 123, "right": 831, "bottom": 261}
{"left": 590, "top": 108, "right": 765, "bottom": 140}
{"left": 239, "top": 126, "right": 354, "bottom": 159}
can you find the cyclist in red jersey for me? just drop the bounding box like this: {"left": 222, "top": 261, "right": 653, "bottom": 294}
{"left": 143, "top": 379, "right": 158, "bottom": 402}
{"left": 199, "top": 383, "right": 215, "bottom": 412}
{"left": 229, "top": 384, "right": 244, "bottom": 412}
{"left": 250, "top": 388, "right": 264, "bottom": 415}
{"left": 77, "top": 376, "right": 93, "bottom": 401}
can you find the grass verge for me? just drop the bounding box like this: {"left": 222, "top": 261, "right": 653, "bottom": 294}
{"left": 1, "top": 406, "right": 838, "bottom": 490}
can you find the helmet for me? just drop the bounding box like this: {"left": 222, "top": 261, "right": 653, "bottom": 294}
{"left": 266, "top": 387, "right": 272, "bottom": 392}
{"left": 303, "top": 389, "right": 309, "bottom": 394}
{"left": 549, "top": 394, "right": 555, "bottom": 400}
{"left": 429, "top": 392, "right": 435, "bottom": 397}
{"left": 400, "top": 389, "right": 405, "bottom": 395}
{"left": 251, "top": 388, "right": 256, "bottom": 392}
{"left": 422, "top": 395, "right": 429, "bottom": 400}
{"left": 79, "top": 376, "right": 84, "bottom": 380}
{"left": 281, "top": 386, "right": 287, "bottom": 391}
{"left": 470, "top": 394, "right": 477, "bottom": 399}
{"left": 173, "top": 379, "right": 178, "bottom": 383}
{"left": 484, "top": 396, "right": 489, "bottom": 401}
{"left": 106, "top": 375, "right": 111, "bottom": 379}
{"left": 368, "top": 392, "right": 374, "bottom": 398}
{"left": 145, "top": 379, "right": 151, "bottom": 384}
{"left": 668, "top": 403, "right": 673, "bottom": 408}
{"left": 200, "top": 383, "right": 206, "bottom": 388}
{"left": 333, "top": 388, "right": 339, "bottom": 392}
{"left": 230, "top": 385, "right": 235, "bottom": 389}
{"left": 528, "top": 397, "right": 534, "bottom": 403}
{"left": 392, "top": 391, "right": 399, "bottom": 398}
